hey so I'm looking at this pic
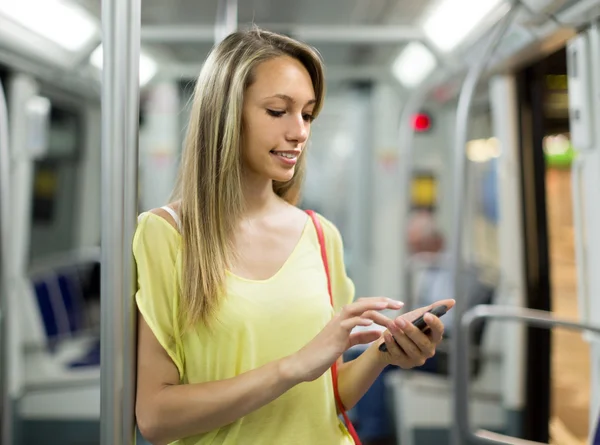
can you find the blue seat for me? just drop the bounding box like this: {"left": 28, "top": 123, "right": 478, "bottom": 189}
{"left": 31, "top": 262, "right": 101, "bottom": 368}
{"left": 57, "top": 271, "right": 86, "bottom": 333}
{"left": 33, "top": 280, "right": 60, "bottom": 346}
{"left": 68, "top": 338, "right": 101, "bottom": 368}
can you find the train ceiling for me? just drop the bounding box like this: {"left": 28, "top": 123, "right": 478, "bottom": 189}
{"left": 0, "top": 0, "right": 598, "bottom": 97}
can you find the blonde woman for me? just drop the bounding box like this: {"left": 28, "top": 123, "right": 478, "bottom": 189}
{"left": 133, "top": 27, "right": 454, "bottom": 445}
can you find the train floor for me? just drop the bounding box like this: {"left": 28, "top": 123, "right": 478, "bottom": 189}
{"left": 546, "top": 167, "right": 590, "bottom": 445}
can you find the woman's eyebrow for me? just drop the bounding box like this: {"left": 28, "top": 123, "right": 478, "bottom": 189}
{"left": 265, "top": 94, "right": 317, "bottom": 106}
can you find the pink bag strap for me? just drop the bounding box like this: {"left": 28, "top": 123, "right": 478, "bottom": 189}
{"left": 305, "top": 210, "right": 362, "bottom": 445}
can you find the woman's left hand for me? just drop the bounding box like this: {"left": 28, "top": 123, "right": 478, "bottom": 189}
{"left": 377, "top": 299, "right": 455, "bottom": 368}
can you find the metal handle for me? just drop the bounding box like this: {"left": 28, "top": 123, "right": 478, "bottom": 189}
{"left": 449, "top": 3, "right": 522, "bottom": 445}
{"left": 457, "top": 304, "right": 600, "bottom": 444}
{"left": 0, "top": 76, "right": 13, "bottom": 445}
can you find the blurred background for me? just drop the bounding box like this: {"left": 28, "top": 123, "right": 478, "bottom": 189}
{"left": 0, "top": 0, "right": 600, "bottom": 444}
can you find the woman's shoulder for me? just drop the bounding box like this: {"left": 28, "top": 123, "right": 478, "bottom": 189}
{"left": 135, "top": 204, "right": 182, "bottom": 251}
{"left": 309, "top": 211, "right": 343, "bottom": 243}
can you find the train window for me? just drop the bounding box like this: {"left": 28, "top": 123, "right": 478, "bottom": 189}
{"left": 30, "top": 102, "right": 83, "bottom": 260}
{"left": 32, "top": 160, "right": 59, "bottom": 223}
{"left": 46, "top": 106, "right": 81, "bottom": 160}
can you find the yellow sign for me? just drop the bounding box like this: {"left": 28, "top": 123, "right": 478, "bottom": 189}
{"left": 411, "top": 176, "right": 437, "bottom": 207}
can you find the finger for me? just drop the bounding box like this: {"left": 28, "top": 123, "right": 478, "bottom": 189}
{"left": 349, "top": 330, "right": 383, "bottom": 347}
{"left": 340, "top": 316, "right": 376, "bottom": 330}
{"left": 341, "top": 298, "right": 404, "bottom": 317}
{"left": 401, "top": 299, "right": 456, "bottom": 322}
{"left": 388, "top": 322, "right": 423, "bottom": 360}
{"left": 395, "top": 318, "right": 435, "bottom": 358}
{"left": 358, "top": 310, "right": 395, "bottom": 329}
{"left": 382, "top": 330, "right": 407, "bottom": 358}
{"left": 423, "top": 313, "right": 445, "bottom": 343}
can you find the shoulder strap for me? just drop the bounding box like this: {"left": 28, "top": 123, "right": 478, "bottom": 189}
{"left": 305, "top": 210, "right": 333, "bottom": 307}
{"left": 161, "top": 205, "right": 181, "bottom": 231}
{"left": 305, "top": 210, "right": 362, "bottom": 445}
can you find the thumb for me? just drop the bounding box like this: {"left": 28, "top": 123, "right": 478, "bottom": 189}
{"left": 348, "top": 330, "right": 383, "bottom": 347}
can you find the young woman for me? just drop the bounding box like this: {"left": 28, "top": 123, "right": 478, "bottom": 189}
{"left": 133, "top": 27, "right": 454, "bottom": 445}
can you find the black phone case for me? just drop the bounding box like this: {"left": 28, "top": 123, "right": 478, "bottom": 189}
{"left": 379, "top": 305, "right": 448, "bottom": 353}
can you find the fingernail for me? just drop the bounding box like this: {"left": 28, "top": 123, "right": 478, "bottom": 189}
{"left": 395, "top": 318, "right": 406, "bottom": 328}
{"left": 388, "top": 299, "right": 404, "bottom": 308}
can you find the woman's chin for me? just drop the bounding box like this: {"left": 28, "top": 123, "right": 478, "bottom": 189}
{"left": 271, "top": 168, "right": 295, "bottom": 183}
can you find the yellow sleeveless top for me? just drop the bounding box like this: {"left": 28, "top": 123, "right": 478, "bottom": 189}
{"left": 133, "top": 211, "right": 355, "bottom": 445}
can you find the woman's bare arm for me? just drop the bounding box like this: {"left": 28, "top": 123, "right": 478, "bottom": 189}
{"left": 135, "top": 313, "right": 300, "bottom": 445}
{"left": 136, "top": 297, "right": 401, "bottom": 444}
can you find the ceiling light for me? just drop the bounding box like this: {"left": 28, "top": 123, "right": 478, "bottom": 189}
{"left": 90, "top": 45, "right": 158, "bottom": 87}
{"left": 423, "top": 0, "right": 505, "bottom": 52}
{"left": 0, "top": 0, "right": 97, "bottom": 52}
{"left": 392, "top": 41, "right": 437, "bottom": 88}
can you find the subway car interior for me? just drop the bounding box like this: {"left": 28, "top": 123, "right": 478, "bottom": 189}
{"left": 1, "top": 0, "right": 600, "bottom": 444}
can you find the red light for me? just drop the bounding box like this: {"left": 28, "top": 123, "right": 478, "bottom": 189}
{"left": 412, "top": 113, "right": 431, "bottom": 132}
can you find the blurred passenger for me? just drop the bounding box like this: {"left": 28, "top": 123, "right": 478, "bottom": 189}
{"left": 133, "top": 27, "right": 454, "bottom": 445}
{"left": 407, "top": 210, "right": 444, "bottom": 255}
{"left": 345, "top": 211, "right": 449, "bottom": 445}
{"left": 406, "top": 211, "right": 455, "bottom": 327}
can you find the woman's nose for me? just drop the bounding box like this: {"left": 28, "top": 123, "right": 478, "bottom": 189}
{"left": 286, "top": 114, "right": 309, "bottom": 144}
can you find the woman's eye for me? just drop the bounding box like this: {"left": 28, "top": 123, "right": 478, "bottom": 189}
{"left": 267, "top": 109, "right": 285, "bottom": 117}
{"left": 303, "top": 114, "right": 315, "bottom": 122}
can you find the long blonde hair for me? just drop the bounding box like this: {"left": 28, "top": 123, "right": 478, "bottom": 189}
{"left": 171, "top": 27, "right": 326, "bottom": 330}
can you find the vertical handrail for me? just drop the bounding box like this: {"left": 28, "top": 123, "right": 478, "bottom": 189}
{"left": 0, "top": 78, "right": 12, "bottom": 445}
{"left": 586, "top": 20, "right": 600, "bottom": 438}
{"left": 100, "top": 0, "right": 140, "bottom": 444}
{"left": 449, "top": 3, "right": 521, "bottom": 445}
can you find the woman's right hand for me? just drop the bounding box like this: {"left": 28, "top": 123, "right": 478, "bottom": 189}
{"left": 285, "top": 297, "right": 403, "bottom": 383}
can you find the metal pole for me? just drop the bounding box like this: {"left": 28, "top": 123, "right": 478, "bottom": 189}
{"left": 0, "top": 78, "right": 12, "bottom": 445}
{"left": 449, "top": 3, "right": 520, "bottom": 444}
{"left": 214, "top": 0, "right": 238, "bottom": 44}
{"left": 100, "top": 0, "right": 140, "bottom": 444}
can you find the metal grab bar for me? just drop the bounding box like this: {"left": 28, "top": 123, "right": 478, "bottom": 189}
{"left": 458, "top": 304, "right": 600, "bottom": 444}
{"left": 0, "top": 76, "right": 13, "bottom": 445}
{"left": 449, "top": 2, "right": 522, "bottom": 444}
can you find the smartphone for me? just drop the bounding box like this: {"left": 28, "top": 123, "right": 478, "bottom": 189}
{"left": 379, "top": 304, "right": 448, "bottom": 353}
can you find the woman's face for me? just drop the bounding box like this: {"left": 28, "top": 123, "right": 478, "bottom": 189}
{"left": 241, "top": 55, "right": 316, "bottom": 184}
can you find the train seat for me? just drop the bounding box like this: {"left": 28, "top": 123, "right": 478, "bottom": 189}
{"left": 17, "top": 251, "right": 102, "bottom": 420}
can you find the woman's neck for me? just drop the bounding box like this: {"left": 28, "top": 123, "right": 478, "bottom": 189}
{"left": 242, "top": 176, "right": 281, "bottom": 218}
